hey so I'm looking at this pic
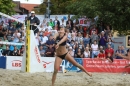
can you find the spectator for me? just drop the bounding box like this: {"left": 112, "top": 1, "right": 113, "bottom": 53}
{"left": 106, "top": 52, "right": 114, "bottom": 63}
{"left": 106, "top": 38, "right": 114, "bottom": 49}
{"left": 90, "top": 30, "right": 98, "bottom": 44}
{"left": 83, "top": 33, "right": 90, "bottom": 47}
{"left": 39, "top": 46, "right": 45, "bottom": 57}
{"left": 18, "top": 45, "right": 24, "bottom": 56}
{"left": 6, "top": 30, "right": 13, "bottom": 42}
{"left": 115, "top": 45, "right": 125, "bottom": 59}
{"left": 60, "top": 18, "right": 66, "bottom": 27}
{"left": 46, "top": 35, "right": 55, "bottom": 48}
{"left": 97, "top": 50, "right": 105, "bottom": 60}
{"left": 49, "top": 19, "right": 54, "bottom": 28}
{"left": 13, "top": 30, "right": 21, "bottom": 43}
{"left": 12, "top": 46, "right": 19, "bottom": 56}
{"left": 75, "top": 32, "right": 83, "bottom": 44}
{"left": 40, "top": 19, "right": 47, "bottom": 29}
{"left": 40, "top": 32, "right": 48, "bottom": 50}
{"left": 2, "top": 46, "right": 10, "bottom": 56}
{"left": 91, "top": 40, "right": 99, "bottom": 58}
{"left": 105, "top": 44, "right": 114, "bottom": 58}
{"left": 99, "top": 31, "right": 107, "bottom": 49}
{"left": 53, "top": 16, "right": 60, "bottom": 30}
{"left": 75, "top": 48, "right": 83, "bottom": 58}
{"left": 66, "top": 15, "right": 73, "bottom": 30}
{"left": 121, "top": 45, "right": 127, "bottom": 55}
{"left": 28, "top": 11, "right": 40, "bottom": 35}
{"left": 68, "top": 47, "right": 74, "bottom": 57}
{"left": 35, "top": 32, "right": 41, "bottom": 46}
{"left": 83, "top": 47, "right": 90, "bottom": 58}
{"left": 45, "top": 45, "right": 54, "bottom": 57}
{"left": 44, "top": 22, "right": 52, "bottom": 32}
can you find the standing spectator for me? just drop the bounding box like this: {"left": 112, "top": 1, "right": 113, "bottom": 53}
{"left": 83, "top": 47, "right": 90, "bottom": 58}
{"left": 53, "top": 16, "right": 60, "bottom": 30}
{"left": 99, "top": 31, "right": 107, "bottom": 49}
{"left": 115, "top": 45, "right": 125, "bottom": 59}
{"left": 40, "top": 19, "right": 47, "bottom": 29}
{"left": 28, "top": 11, "right": 40, "bottom": 35}
{"left": 90, "top": 30, "right": 99, "bottom": 44}
{"left": 83, "top": 33, "right": 90, "bottom": 47}
{"left": 91, "top": 40, "right": 99, "bottom": 58}
{"left": 90, "top": 25, "right": 98, "bottom": 35}
{"left": 105, "top": 44, "right": 114, "bottom": 58}
{"left": 66, "top": 16, "right": 73, "bottom": 30}
{"left": 105, "top": 25, "right": 111, "bottom": 37}
{"left": 60, "top": 18, "right": 66, "bottom": 28}
{"left": 45, "top": 45, "right": 54, "bottom": 57}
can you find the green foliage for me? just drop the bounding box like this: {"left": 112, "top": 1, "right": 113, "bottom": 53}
{"left": 0, "top": 0, "right": 16, "bottom": 15}
{"left": 66, "top": 0, "right": 130, "bottom": 35}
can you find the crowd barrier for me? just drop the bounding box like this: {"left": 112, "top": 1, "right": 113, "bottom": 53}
{"left": 0, "top": 56, "right": 130, "bottom": 73}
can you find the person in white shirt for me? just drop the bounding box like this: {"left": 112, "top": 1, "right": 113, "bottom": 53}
{"left": 84, "top": 47, "right": 90, "bottom": 58}
{"left": 43, "top": 22, "right": 52, "bottom": 32}
{"left": 91, "top": 40, "right": 99, "bottom": 58}
{"left": 35, "top": 32, "right": 41, "bottom": 46}
{"left": 60, "top": 18, "right": 66, "bottom": 28}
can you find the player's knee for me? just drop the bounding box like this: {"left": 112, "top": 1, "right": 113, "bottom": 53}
{"left": 53, "top": 68, "right": 58, "bottom": 74}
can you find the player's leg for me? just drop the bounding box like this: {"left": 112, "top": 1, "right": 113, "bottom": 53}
{"left": 52, "top": 57, "right": 63, "bottom": 86}
{"left": 65, "top": 53, "right": 92, "bottom": 77}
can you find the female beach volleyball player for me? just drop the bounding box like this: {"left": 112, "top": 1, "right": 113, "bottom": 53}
{"left": 52, "top": 28, "right": 92, "bottom": 86}
{"left": 117, "top": 48, "right": 130, "bottom": 68}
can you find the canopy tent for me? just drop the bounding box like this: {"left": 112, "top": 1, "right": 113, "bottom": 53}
{"left": 0, "top": 12, "right": 24, "bottom": 23}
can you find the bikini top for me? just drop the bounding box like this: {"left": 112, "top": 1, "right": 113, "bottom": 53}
{"left": 55, "top": 34, "right": 66, "bottom": 46}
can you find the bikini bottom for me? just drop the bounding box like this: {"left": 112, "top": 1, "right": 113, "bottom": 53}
{"left": 57, "top": 52, "right": 68, "bottom": 60}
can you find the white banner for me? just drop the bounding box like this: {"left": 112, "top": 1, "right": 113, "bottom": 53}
{"left": 41, "top": 57, "right": 55, "bottom": 72}
{"left": 6, "top": 56, "right": 22, "bottom": 70}
{"left": 6, "top": 56, "right": 55, "bottom": 72}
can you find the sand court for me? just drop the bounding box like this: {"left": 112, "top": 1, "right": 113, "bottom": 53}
{"left": 0, "top": 69, "right": 130, "bottom": 86}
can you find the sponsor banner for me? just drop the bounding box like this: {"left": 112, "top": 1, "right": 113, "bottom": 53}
{"left": 83, "top": 58, "right": 130, "bottom": 73}
{"left": 6, "top": 56, "right": 22, "bottom": 70}
{"left": 0, "top": 56, "right": 6, "bottom": 69}
{"left": 65, "top": 58, "right": 83, "bottom": 72}
{"left": 41, "top": 57, "right": 55, "bottom": 72}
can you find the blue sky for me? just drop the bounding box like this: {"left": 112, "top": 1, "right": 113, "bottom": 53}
{"left": 13, "top": 0, "right": 43, "bottom": 4}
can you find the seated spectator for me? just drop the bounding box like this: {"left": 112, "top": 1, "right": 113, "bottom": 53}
{"left": 121, "top": 45, "right": 127, "bottom": 55}
{"left": 46, "top": 35, "right": 55, "bottom": 48}
{"left": 106, "top": 53, "right": 114, "bottom": 63}
{"left": 45, "top": 44, "right": 54, "bottom": 57}
{"left": 12, "top": 46, "right": 19, "bottom": 56}
{"left": 105, "top": 44, "right": 114, "bottom": 58}
{"left": 18, "top": 45, "right": 24, "bottom": 56}
{"left": 70, "top": 40, "right": 75, "bottom": 48}
{"left": 13, "top": 30, "right": 21, "bottom": 43}
{"left": 83, "top": 47, "right": 90, "bottom": 58}
{"left": 49, "top": 19, "right": 54, "bottom": 28}
{"left": 2, "top": 46, "right": 11, "bottom": 56}
{"left": 40, "top": 33, "right": 48, "bottom": 51}
{"left": 97, "top": 50, "right": 105, "bottom": 60}
{"left": 44, "top": 28, "right": 51, "bottom": 37}
{"left": 75, "top": 48, "right": 83, "bottom": 58}
{"left": 115, "top": 45, "right": 125, "bottom": 59}
{"left": 68, "top": 47, "right": 74, "bottom": 57}
{"left": 99, "top": 46, "right": 105, "bottom": 53}
{"left": 75, "top": 32, "right": 83, "bottom": 44}
{"left": 106, "top": 38, "right": 114, "bottom": 49}
{"left": 8, "top": 24, "right": 16, "bottom": 33}
{"left": 39, "top": 46, "right": 45, "bottom": 57}
{"left": 6, "top": 30, "right": 13, "bottom": 42}
{"left": 91, "top": 40, "right": 99, "bottom": 58}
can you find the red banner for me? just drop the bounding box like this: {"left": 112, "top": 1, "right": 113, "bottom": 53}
{"left": 83, "top": 58, "right": 130, "bottom": 73}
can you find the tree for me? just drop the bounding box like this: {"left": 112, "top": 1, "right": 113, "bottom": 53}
{"left": 66, "top": 0, "right": 130, "bottom": 35}
{"left": 0, "top": 0, "right": 15, "bottom": 15}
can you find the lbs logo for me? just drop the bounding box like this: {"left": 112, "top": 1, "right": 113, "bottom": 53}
{"left": 12, "top": 60, "right": 22, "bottom": 67}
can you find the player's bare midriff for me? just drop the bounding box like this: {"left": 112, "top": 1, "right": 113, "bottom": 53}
{"left": 56, "top": 45, "right": 68, "bottom": 56}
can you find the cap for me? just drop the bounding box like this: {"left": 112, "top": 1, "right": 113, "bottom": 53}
{"left": 31, "top": 11, "right": 35, "bottom": 14}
